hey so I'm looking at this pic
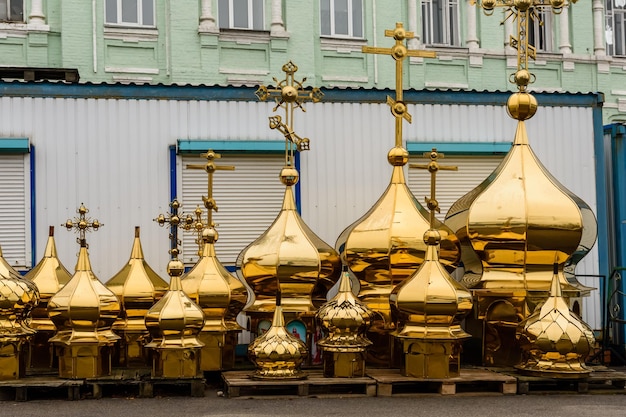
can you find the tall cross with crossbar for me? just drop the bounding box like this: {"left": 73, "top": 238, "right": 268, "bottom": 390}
{"left": 410, "top": 149, "right": 458, "bottom": 227}
{"left": 362, "top": 22, "right": 436, "bottom": 148}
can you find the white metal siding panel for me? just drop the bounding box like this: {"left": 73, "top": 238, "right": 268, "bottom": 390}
{"left": 180, "top": 154, "right": 285, "bottom": 266}
{"left": 0, "top": 154, "right": 29, "bottom": 269}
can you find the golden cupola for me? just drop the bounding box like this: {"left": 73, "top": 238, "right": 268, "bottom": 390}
{"left": 145, "top": 201, "right": 204, "bottom": 378}
{"left": 0, "top": 249, "right": 39, "bottom": 380}
{"left": 316, "top": 265, "right": 373, "bottom": 378}
{"left": 447, "top": 0, "right": 592, "bottom": 367}
{"left": 48, "top": 204, "right": 121, "bottom": 378}
{"left": 516, "top": 263, "right": 595, "bottom": 378}
{"left": 239, "top": 61, "right": 340, "bottom": 363}
{"left": 105, "top": 226, "right": 168, "bottom": 367}
{"left": 24, "top": 226, "right": 72, "bottom": 369}
{"left": 391, "top": 150, "right": 472, "bottom": 379}
{"left": 182, "top": 150, "right": 248, "bottom": 371}
{"left": 248, "top": 293, "right": 308, "bottom": 380}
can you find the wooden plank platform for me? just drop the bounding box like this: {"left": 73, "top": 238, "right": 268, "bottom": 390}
{"left": 222, "top": 370, "right": 377, "bottom": 398}
{"left": 366, "top": 368, "right": 517, "bottom": 396}
{"left": 502, "top": 367, "right": 626, "bottom": 395}
{"left": 0, "top": 377, "right": 84, "bottom": 401}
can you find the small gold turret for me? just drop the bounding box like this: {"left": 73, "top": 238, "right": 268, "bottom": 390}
{"left": 24, "top": 226, "right": 72, "bottom": 369}
{"left": 145, "top": 200, "right": 204, "bottom": 378}
{"left": 248, "top": 292, "right": 308, "bottom": 380}
{"left": 106, "top": 226, "right": 168, "bottom": 367}
{"left": 0, "top": 245, "right": 39, "bottom": 379}
{"left": 48, "top": 204, "right": 121, "bottom": 378}
{"left": 516, "top": 263, "right": 595, "bottom": 378}
{"left": 316, "top": 265, "right": 373, "bottom": 378}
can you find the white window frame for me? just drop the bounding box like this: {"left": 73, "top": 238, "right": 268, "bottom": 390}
{"left": 421, "top": 0, "right": 460, "bottom": 46}
{"left": 105, "top": 0, "right": 155, "bottom": 27}
{"left": 0, "top": 0, "right": 23, "bottom": 22}
{"left": 320, "top": 0, "right": 364, "bottom": 39}
{"left": 218, "top": 0, "right": 265, "bottom": 31}
{"left": 528, "top": 7, "right": 554, "bottom": 53}
{"left": 606, "top": 0, "right": 626, "bottom": 56}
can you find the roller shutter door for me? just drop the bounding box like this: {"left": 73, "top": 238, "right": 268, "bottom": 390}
{"left": 0, "top": 154, "right": 30, "bottom": 270}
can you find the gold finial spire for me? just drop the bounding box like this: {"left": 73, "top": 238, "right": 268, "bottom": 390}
{"left": 410, "top": 149, "right": 458, "bottom": 228}
{"left": 362, "top": 22, "right": 436, "bottom": 147}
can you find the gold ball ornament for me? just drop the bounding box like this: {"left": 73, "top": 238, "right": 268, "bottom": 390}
{"left": 507, "top": 92, "right": 538, "bottom": 121}
{"left": 167, "top": 259, "right": 185, "bottom": 277}
{"left": 279, "top": 166, "right": 299, "bottom": 186}
{"left": 423, "top": 229, "right": 442, "bottom": 245}
{"left": 514, "top": 0, "right": 533, "bottom": 12}
{"left": 282, "top": 85, "right": 298, "bottom": 103}
{"left": 387, "top": 147, "right": 409, "bottom": 167}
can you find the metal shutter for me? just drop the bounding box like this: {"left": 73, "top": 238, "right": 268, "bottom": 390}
{"left": 181, "top": 154, "right": 286, "bottom": 266}
{"left": 0, "top": 153, "right": 30, "bottom": 270}
{"left": 408, "top": 155, "right": 504, "bottom": 221}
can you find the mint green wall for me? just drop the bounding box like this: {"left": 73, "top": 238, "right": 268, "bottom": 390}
{"left": 0, "top": 1, "right": 624, "bottom": 122}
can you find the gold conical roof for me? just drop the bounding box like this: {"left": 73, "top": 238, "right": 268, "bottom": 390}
{"left": 445, "top": 120, "right": 593, "bottom": 295}
{"left": 24, "top": 226, "right": 71, "bottom": 331}
{"left": 516, "top": 264, "right": 595, "bottom": 378}
{"left": 144, "top": 259, "right": 204, "bottom": 349}
{"left": 238, "top": 168, "right": 341, "bottom": 313}
{"left": 316, "top": 266, "right": 373, "bottom": 351}
{"left": 336, "top": 147, "right": 460, "bottom": 326}
{"left": 48, "top": 241, "right": 120, "bottom": 345}
{"left": 106, "top": 227, "right": 168, "bottom": 332}
{"left": 182, "top": 227, "right": 247, "bottom": 332}
{"left": 248, "top": 298, "right": 308, "bottom": 380}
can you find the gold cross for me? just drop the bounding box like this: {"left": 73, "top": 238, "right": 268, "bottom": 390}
{"left": 62, "top": 203, "right": 103, "bottom": 247}
{"left": 269, "top": 115, "right": 310, "bottom": 152}
{"left": 181, "top": 205, "right": 206, "bottom": 257}
{"left": 186, "top": 150, "right": 235, "bottom": 229}
{"left": 154, "top": 199, "right": 194, "bottom": 259}
{"left": 362, "top": 22, "right": 436, "bottom": 148}
{"left": 409, "top": 148, "right": 458, "bottom": 228}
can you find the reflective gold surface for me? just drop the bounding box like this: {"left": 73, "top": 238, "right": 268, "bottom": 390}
{"left": 24, "top": 226, "right": 71, "bottom": 368}
{"left": 0, "top": 245, "right": 39, "bottom": 379}
{"left": 516, "top": 265, "right": 595, "bottom": 378}
{"left": 248, "top": 301, "right": 308, "bottom": 380}
{"left": 316, "top": 265, "right": 373, "bottom": 378}
{"left": 48, "top": 205, "right": 120, "bottom": 378}
{"left": 106, "top": 227, "right": 168, "bottom": 367}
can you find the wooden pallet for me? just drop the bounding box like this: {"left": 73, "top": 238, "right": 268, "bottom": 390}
{"left": 0, "top": 377, "right": 84, "bottom": 401}
{"left": 85, "top": 369, "right": 205, "bottom": 398}
{"left": 222, "top": 370, "right": 377, "bottom": 398}
{"left": 510, "top": 368, "right": 626, "bottom": 395}
{"left": 367, "top": 368, "right": 517, "bottom": 396}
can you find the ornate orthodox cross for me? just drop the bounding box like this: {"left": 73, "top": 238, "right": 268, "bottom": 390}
{"left": 154, "top": 199, "right": 193, "bottom": 259}
{"left": 362, "top": 22, "right": 436, "bottom": 147}
{"left": 410, "top": 149, "right": 458, "bottom": 227}
{"left": 62, "top": 203, "right": 102, "bottom": 247}
{"left": 255, "top": 61, "right": 321, "bottom": 166}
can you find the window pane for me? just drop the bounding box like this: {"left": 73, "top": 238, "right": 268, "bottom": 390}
{"left": 105, "top": 0, "right": 117, "bottom": 23}
{"left": 334, "top": 0, "right": 349, "bottom": 35}
{"left": 122, "top": 0, "right": 138, "bottom": 24}
{"left": 142, "top": 0, "right": 154, "bottom": 26}
{"left": 252, "top": 0, "right": 263, "bottom": 30}
{"left": 617, "top": 13, "right": 625, "bottom": 55}
{"left": 233, "top": 0, "right": 249, "bottom": 28}
{"left": 352, "top": 0, "right": 362, "bottom": 37}
{"left": 0, "top": 0, "right": 8, "bottom": 21}
{"left": 218, "top": 0, "right": 229, "bottom": 28}
{"left": 9, "top": 0, "right": 22, "bottom": 21}
{"left": 321, "top": 0, "right": 331, "bottom": 35}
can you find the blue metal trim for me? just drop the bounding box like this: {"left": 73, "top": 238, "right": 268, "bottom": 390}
{"left": 0, "top": 81, "right": 601, "bottom": 108}
{"left": 407, "top": 141, "right": 511, "bottom": 155}
{"left": 169, "top": 145, "right": 177, "bottom": 202}
{"left": 0, "top": 138, "right": 30, "bottom": 153}
{"left": 295, "top": 152, "right": 301, "bottom": 214}
{"left": 29, "top": 144, "right": 36, "bottom": 268}
{"left": 593, "top": 110, "right": 611, "bottom": 286}
{"left": 177, "top": 139, "right": 284, "bottom": 154}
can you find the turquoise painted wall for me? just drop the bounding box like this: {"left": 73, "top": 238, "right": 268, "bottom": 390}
{"left": 0, "top": 1, "right": 624, "bottom": 122}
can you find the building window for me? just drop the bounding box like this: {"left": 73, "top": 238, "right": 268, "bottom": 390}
{"left": 0, "top": 0, "right": 23, "bottom": 22}
{"left": 320, "top": 0, "right": 363, "bottom": 38}
{"left": 105, "top": 0, "right": 155, "bottom": 27}
{"left": 218, "top": 0, "right": 264, "bottom": 30}
{"left": 606, "top": 0, "right": 626, "bottom": 56}
{"left": 421, "top": 0, "right": 460, "bottom": 46}
{"left": 528, "top": 7, "right": 553, "bottom": 52}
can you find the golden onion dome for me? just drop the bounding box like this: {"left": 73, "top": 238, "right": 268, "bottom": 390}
{"left": 0, "top": 245, "right": 39, "bottom": 329}
{"left": 391, "top": 229, "right": 472, "bottom": 340}
{"left": 144, "top": 259, "right": 204, "bottom": 349}
{"left": 238, "top": 167, "right": 341, "bottom": 314}
{"left": 316, "top": 266, "right": 373, "bottom": 351}
{"left": 24, "top": 226, "right": 72, "bottom": 331}
{"left": 105, "top": 227, "right": 168, "bottom": 332}
{"left": 445, "top": 121, "right": 593, "bottom": 296}
{"left": 515, "top": 264, "right": 595, "bottom": 377}
{"left": 48, "top": 241, "right": 120, "bottom": 345}
{"left": 248, "top": 299, "right": 308, "bottom": 380}
{"left": 336, "top": 146, "right": 461, "bottom": 327}
{"left": 181, "top": 226, "right": 247, "bottom": 332}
